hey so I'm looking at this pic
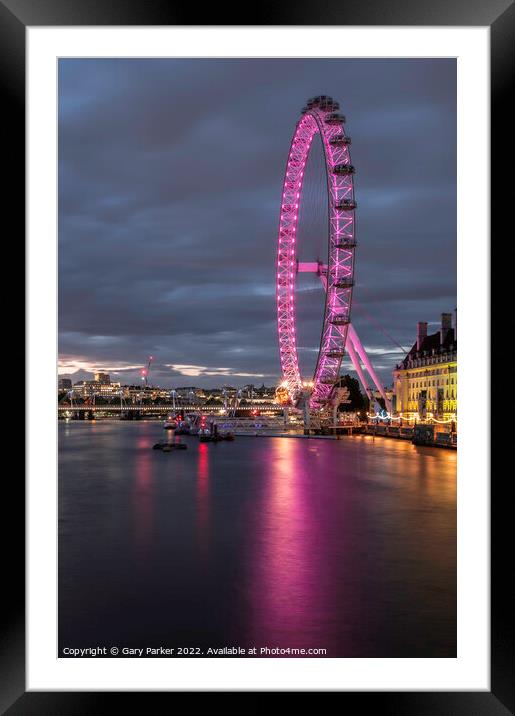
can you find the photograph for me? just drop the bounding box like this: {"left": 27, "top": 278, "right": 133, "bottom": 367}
{"left": 0, "top": 0, "right": 505, "bottom": 704}
{"left": 57, "top": 57, "right": 458, "bottom": 659}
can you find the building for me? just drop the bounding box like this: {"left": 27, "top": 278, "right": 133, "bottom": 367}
{"left": 393, "top": 312, "right": 457, "bottom": 420}
{"left": 122, "top": 384, "right": 146, "bottom": 402}
{"left": 94, "top": 372, "right": 111, "bottom": 384}
{"left": 254, "top": 384, "right": 275, "bottom": 399}
{"left": 58, "top": 377, "right": 72, "bottom": 391}
{"left": 73, "top": 379, "right": 121, "bottom": 398}
{"left": 242, "top": 384, "right": 255, "bottom": 399}
{"left": 172, "top": 387, "right": 205, "bottom": 404}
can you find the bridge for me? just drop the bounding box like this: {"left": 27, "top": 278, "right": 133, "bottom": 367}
{"left": 57, "top": 403, "right": 283, "bottom": 415}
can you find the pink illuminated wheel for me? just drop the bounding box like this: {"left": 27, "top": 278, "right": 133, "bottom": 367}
{"left": 276, "top": 95, "right": 357, "bottom": 408}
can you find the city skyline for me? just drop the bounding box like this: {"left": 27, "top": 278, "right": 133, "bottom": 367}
{"left": 59, "top": 58, "right": 457, "bottom": 388}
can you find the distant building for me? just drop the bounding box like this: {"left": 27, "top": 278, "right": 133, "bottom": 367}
{"left": 94, "top": 372, "right": 110, "bottom": 384}
{"left": 393, "top": 312, "right": 457, "bottom": 420}
{"left": 73, "top": 379, "right": 121, "bottom": 398}
{"left": 174, "top": 387, "right": 200, "bottom": 401}
{"left": 242, "top": 384, "right": 255, "bottom": 399}
{"left": 122, "top": 384, "right": 145, "bottom": 402}
{"left": 150, "top": 388, "right": 172, "bottom": 400}
{"left": 58, "top": 377, "right": 72, "bottom": 390}
{"left": 222, "top": 386, "right": 238, "bottom": 397}
{"left": 254, "top": 384, "right": 274, "bottom": 399}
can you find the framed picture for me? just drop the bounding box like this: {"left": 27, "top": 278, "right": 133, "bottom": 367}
{"left": 3, "top": 0, "right": 507, "bottom": 710}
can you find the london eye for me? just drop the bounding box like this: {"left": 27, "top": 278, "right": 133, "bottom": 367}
{"left": 276, "top": 95, "right": 357, "bottom": 408}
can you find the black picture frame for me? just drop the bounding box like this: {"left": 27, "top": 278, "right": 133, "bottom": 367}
{"left": 2, "top": 0, "right": 510, "bottom": 711}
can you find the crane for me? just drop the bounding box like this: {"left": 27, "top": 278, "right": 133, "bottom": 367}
{"left": 141, "top": 355, "right": 153, "bottom": 388}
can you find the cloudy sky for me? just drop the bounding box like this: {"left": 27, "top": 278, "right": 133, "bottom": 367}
{"left": 58, "top": 58, "right": 456, "bottom": 388}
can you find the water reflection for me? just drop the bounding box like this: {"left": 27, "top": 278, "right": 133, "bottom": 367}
{"left": 245, "top": 439, "right": 338, "bottom": 650}
{"left": 133, "top": 434, "right": 154, "bottom": 557}
{"left": 59, "top": 423, "right": 456, "bottom": 657}
{"left": 196, "top": 442, "right": 210, "bottom": 556}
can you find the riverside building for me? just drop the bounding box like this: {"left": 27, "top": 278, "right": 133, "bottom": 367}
{"left": 73, "top": 379, "right": 121, "bottom": 398}
{"left": 393, "top": 312, "right": 457, "bottom": 421}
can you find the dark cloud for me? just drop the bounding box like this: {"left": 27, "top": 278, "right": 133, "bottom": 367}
{"left": 58, "top": 58, "right": 456, "bottom": 387}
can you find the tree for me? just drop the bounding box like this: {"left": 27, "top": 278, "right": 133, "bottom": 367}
{"left": 336, "top": 374, "right": 367, "bottom": 412}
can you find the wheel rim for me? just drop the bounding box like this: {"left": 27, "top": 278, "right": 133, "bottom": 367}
{"left": 276, "top": 96, "right": 357, "bottom": 408}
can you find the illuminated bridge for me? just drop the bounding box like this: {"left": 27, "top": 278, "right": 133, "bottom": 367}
{"left": 57, "top": 404, "right": 283, "bottom": 415}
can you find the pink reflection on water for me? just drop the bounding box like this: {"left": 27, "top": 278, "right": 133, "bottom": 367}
{"left": 133, "top": 434, "right": 154, "bottom": 556}
{"left": 246, "top": 439, "right": 333, "bottom": 649}
{"left": 196, "top": 442, "right": 210, "bottom": 556}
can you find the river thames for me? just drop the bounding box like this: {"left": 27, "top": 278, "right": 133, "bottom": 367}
{"left": 58, "top": 421, "right": 456, "bottom": 658}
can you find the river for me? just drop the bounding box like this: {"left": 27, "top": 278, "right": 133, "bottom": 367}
{"left": 58, "top": 420, "right": 456, "bottom": 657}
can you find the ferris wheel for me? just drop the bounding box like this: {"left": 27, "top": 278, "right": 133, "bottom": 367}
{"left": 276, "top": 95, "right": 391, "bottom": 412}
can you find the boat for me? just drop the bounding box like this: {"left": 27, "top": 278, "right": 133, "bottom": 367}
{"left": 163, "top": 415, "right": 178, "bottom": 430}
{"left": 198, "top": 431, "right": 214, "bottom": 443}
{"left": 198, "top": 429, "right": 235, "bottom": 443}
{"left": 174, "top": 419, "right": 191, "bottom": 435}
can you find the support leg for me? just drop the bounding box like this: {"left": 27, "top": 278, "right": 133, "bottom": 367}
{"left": 346, "top": 338, "right": 376, "bottom": 407}
{"left": 311, "top": 269, "right": 392, "bottom": 414}
{"left": 348, "top": 324, "right": 392, "bottom": 413}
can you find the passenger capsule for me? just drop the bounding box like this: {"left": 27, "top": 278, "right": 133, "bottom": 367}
{"left": 333, "top": 164, "right": 355, "bottom": 175}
